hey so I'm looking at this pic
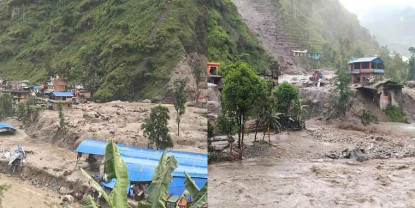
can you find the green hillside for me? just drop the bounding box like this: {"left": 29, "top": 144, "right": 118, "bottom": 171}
{"left": 278, "top": 0, "right": 381, "bottom": 68}
{"left": 0, "top": 0, "right": 207, "bottom": 100}
{"left": 207, "top": 0, "right": 276, "bottom": 74}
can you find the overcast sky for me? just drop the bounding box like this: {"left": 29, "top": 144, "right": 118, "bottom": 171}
{"left": 339, "top": 0, "right": 415, "bottom": 16}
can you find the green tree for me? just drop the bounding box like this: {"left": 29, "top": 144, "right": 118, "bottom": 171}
{"left": 81, "top": 141, "right": 131, "bottom": 208}
{"left": 331, "top": 68, "right": 352, "bottom": 116}
{"left": 262, "top": 105, "right": 280, "bottom": 143}
{"left": 58, "top": 104, "right": 65, "bottom": 129}
{"left": 183, "top": 172, "right": 207, "bottom": 208}
{"left": 141, "top": 105, "right": 173, "bottom": 150}
{"left": 0, "top": 93, "right": 13, "bottom": 120}
{"left": 173, "top": 79, "right": 186, "bottom": 137}
{"left": 409, "top": 47, "right": 415, "bottom": 80}
{"left": 385, "top": 53, "right": 408, "bottom": 82}
{"left": 16, "top": 102, "right": 26, "bottom": 121}
{"left": 221, "top": 62, "right": 267, "bottom": 158}
{"left": 274, "top": 82, "right": 300, "bottom": 115}
{"left": 138, "top": 151, "right": 178, "bottom": 208}
{"left": 216, "top": 112, "right": 237, "bottom": 154}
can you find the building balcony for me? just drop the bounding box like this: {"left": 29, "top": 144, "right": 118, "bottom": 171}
{"left": 373, "top": 69, "right": 385, "bottom": 74}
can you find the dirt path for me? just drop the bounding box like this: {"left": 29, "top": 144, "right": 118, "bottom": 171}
{"left": 209, "top": 119, "right": 415, "bottom": 207}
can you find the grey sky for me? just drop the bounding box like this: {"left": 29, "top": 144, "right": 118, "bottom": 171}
{"left": 339, "top": 0, "right": 415, "bottom": 16}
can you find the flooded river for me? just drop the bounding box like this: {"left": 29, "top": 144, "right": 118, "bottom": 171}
{"left": 209, "top": 120, "right": 415, "bottom": 208}
{"left": 209, "top": 158, "right": 415, "bottom": 208}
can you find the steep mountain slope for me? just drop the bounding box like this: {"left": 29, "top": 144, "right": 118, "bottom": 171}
{"left": 232, "top": 0, "right": 381, "bottom": 73}
{"left": 0, "top": 0, "right": 207, "bottom": 101}
{"left": 207, "top": 0, "right": 277, "bottom": 74}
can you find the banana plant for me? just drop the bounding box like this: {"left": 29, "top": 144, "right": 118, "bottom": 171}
{"left": 138, "top": 151, "right": 178, "bottom": 208}
{"left": 81, "top": 141, "right": 131, "bottom": 208}
{"left": 183, "top": 172, "right": 207, "bottom": 208}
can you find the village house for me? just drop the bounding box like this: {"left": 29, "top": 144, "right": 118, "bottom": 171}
{"left": 8, "top": 81, "right": 33, "bottom": 108}
{"left": 349, "top": 57, "right": 403, "bottom": 110}
{"left": 52, "top": 75, "right": 67, "bottom": 92}
{"left": 207, "top": 62, "right": 222, "bottom": 89}
{"left": 348, "top": 57, "right": 385, "bottom": 83}
{"left": 291, "top": 49, "right": 308, "bottom": 57}
{"left": 48, "top": 92, "right": 74, "bottom": 110}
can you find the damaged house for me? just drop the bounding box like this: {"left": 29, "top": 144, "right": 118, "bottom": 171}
{"left": 350, "top": 57, "right": 403, "bottom": 110}
{"left": 356, "top": 80, "right": 403, "bottom": 110}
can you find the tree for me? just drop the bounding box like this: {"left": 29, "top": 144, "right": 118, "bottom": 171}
{"left": 409, "top": 47, "right": 415, "bottom": 80}
{"left": 262, "top": 105, "right": 281, "bottom": 143}
{"left": 138, "top": 151, "right": 178, "bottom": 208}
{"left": 16, "top": 102, "right": 26, "bottom": 121}
{"left": 0, "top": 93, "right": 13, "bottom": 120}
{"left": 274, "top": 82, "right": 300, "bottom": 115}
{"left": 216, "top": 113, "right": 237, "bottom": 154}
{"left": 183, "top": 172, "right": 207, "bottom": 208}
{"left": 141, "top": 105, "right": 173, "bottom": 150}
{"left": 58, "top": 104, "right": 65, "bottom": 129}
{"left": 173, "top": 79, "right": 186, "bottom": 137}
{"left": 331, "top": 68, "right": 352, "bottom": 116}
{"left": 81, "top": 141, "right": 131, "bottom": 208}
{"left": 221, "top": 62, "right": 267, "bottom": 158}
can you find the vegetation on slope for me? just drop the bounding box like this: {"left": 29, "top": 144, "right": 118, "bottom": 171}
{"left": 207, "top": 0, "right": 276, "bottom": 74}
{"left": 0, "top": 0, "right": 207, "bottom": 100}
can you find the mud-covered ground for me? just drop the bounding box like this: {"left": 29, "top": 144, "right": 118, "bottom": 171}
{"left": 209, "top": 119, "right": 415, "bottom": 208}
{"left": 26, "top": 101, "right": 207, "bottom": 153}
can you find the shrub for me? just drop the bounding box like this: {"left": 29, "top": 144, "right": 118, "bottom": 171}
{"left": 361, "top": 110, "right": 375, "bottom": 125}
{"left": 384, "top": 105, "right": 409, "bottom": 123}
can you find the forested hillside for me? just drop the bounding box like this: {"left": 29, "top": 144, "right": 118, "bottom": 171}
{"left": 0, "top": 0, "right": 208, "bottom": 100}
{"left": 207, "top": 0, "right": 277, "bottom": 74}
{"left": 231, "top": 0, "right": 405, "bottom": 73}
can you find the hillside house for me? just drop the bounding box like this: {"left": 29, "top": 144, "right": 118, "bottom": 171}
{"left": 356, "top": 79, "right": 403, "bottom": 110}
{"left": 348, "top": 57, "right": 385, "bottom": 83}
{"left": 48, "top": 92, "right": 74, "bottom": 110}
{"left": 291, "top": 50, "right": 307, "bottom": 57}
{"left": 207, "top": 62, "right": 222, "bottom": 89}
{"left": 52, "top": 75, "right": 67, "bottom": 92}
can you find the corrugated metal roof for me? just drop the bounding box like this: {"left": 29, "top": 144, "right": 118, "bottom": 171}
{"left": 75, "top": 140, "right": 208, "bottom": 181}
{"left": 348, "top": 57, "right": 382, "bottom": 64}
{"left": 51, "top": 92, "right": 73, "bottom": 97}
{"left": 76, "top": 140, "right": 207, "bottom": 168}
{"left": 0, "top": 123, "right": 15, "bottom": 129}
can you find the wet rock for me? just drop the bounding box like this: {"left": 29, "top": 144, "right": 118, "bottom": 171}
{"left": 63, "top": 195, "right": 74, "bottom": 203}
{"left": 59, "top": 187, "right": 69, "bottom": 194}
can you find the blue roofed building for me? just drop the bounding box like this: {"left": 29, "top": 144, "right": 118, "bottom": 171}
{"left": 348, "top": 57, "right": 385, "bottom": 83}
{"left": 75, "top": 139, "right": 208, "bottom": 200}
{"left": 48, "top": 92, "right": 74, "bottom": 110}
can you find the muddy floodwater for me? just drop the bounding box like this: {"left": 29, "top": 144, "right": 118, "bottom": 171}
{"left": 209, "top": 120, "right": 415, "bottom": 208}
{"left": 210, "top": 158, "right": 415, "bottom": 208}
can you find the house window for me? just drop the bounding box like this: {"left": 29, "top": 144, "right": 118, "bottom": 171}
{"left": 63, "top": 97, "right": 66, "bottom": 100}
{"left": 354, "top": 63, "right": 360, "bottom": 69}
{"left": 362, "top": 62, "right": 369, "bottom": 69}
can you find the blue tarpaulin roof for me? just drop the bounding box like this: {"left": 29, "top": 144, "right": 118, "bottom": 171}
{"left": 75, "top": 140, "right": 208, "bottom": 181}
{"left": 0, "top": 123, "right": 15, "bottom": 129}
{"left": 76, "top": 140, "right": 207, "bottom": 168}
{"left": 51, "top": 92, "right": 74, "bottom": 97}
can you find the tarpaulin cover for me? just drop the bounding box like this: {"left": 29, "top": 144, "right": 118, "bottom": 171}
{"left": 0, "top": 123, "right": 15, "bottom": 129}
{"left": 75, "top": 140, "right": 208, "bottom": 181}
{"left": 76, "top": 139, "right": 207, "bottom": 168}
{"left": 100, "top": 178, "right": 134, "bottom": 196}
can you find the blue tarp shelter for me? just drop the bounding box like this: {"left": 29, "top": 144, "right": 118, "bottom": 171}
{"left": 0, "top": 123, "right": 15, "bottom": 130}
